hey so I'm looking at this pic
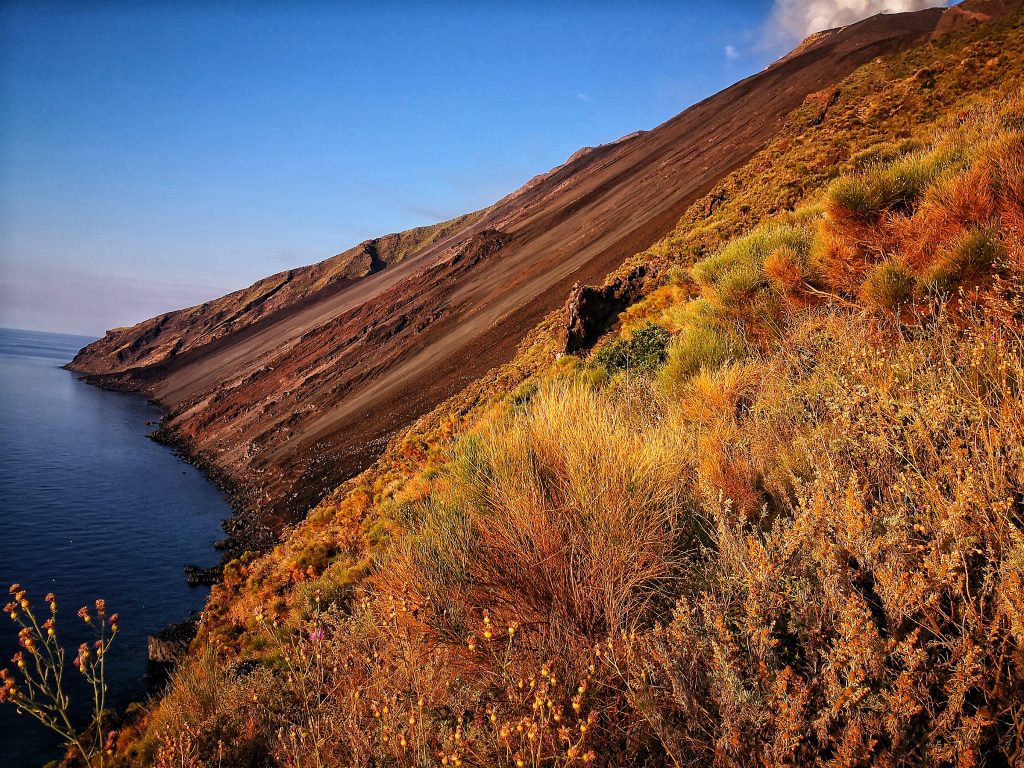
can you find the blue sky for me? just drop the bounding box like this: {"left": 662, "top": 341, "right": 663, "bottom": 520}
{"left": 0, "top": 1, "right": 943, "bottom": 335}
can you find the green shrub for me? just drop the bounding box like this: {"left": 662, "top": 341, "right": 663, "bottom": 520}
{"left": 922, "top": 226, "right": 1005, "bottom": 291}
{"left": 293, "top": 541, "right": 337, "bottom": 573}
{"left": 846, "top": 138, "right": 924, "bottom": 172}
{"left": 657, "top": 321, "right": 745, "bottom": 392}
{"left": 861, "top": 259, "right": 915, "bottom": 309}
{"left": 688, "top": 224, "right": 815, "bottom": 323}
{"left": 591, "top": 322, "right": 671, "bottom": 375}
{"left": 509, "top": 379, "right": 539, "bottom": 407}
{"left": 826, "top": 149, "right": 959, "bottom": 221}
{"left": 691, "top": 224, "right": 813, "bottom": 291}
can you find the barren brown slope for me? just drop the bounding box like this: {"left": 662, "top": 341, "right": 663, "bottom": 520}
{"left": 69, "top": 6, "right": 958, "bottom": 540}
{"left": 68, "top": 210, "right": 483, "bottom": 374}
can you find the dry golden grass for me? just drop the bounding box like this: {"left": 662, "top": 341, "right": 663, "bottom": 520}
{"left": 144, "top": 292, "right": 1024, "bottom": 766}
{"left": 635, "top": 301, "right": 1024, "bottom": 767}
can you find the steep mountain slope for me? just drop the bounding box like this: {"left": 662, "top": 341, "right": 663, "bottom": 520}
{"left": 68, "top": 212, "right": 483, "bottom": 375}
{"left": 109, "top": 4, "right": 1024, "bottom": 764}
{"left": 69, "top": 5, "right": 964, "bottom": 541}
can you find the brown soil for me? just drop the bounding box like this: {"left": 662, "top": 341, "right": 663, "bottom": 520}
{"left": 68, "top": 5, "right": 979, "bottom": 544}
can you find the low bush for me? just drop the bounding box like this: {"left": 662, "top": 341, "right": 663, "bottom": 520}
{"left": 825, "top": 149, "right": 956, "bottom": 224}
{"left": 922, "top": 225, "right": 1005, "bottom": 292}
{"left": 691, "top": 224, "right": 814, "bottom": 306}
{"left": 657, "top": 319, "right": 745, "bottom": 394}
{"left": 590, "top": 322, "right": 671, "bottom": 376}
{"left": 636, "top": 303, "right": 1024, "bottom": 767}
{"left": 860, "top": 259, "right": 916, "bottom": 309}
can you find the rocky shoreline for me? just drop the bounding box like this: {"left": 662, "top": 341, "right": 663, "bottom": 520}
{"left": 64, "top": 365, "right": 275, "bottom": 664}
{"left": 145, "top": 422, "right": 278, "bottom": 662}
{"left": 147, "top": 424, "right": 276, "bottom": 556}
{"left": 147, "top": 617, "right": 199, "bottom": 665}
{"left": 68, "top": 366, "right": 275, "bottom": 553}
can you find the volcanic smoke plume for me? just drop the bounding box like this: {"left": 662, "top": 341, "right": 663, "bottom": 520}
{"left": 769, "top": 0, "right": 949, "bottom": 39}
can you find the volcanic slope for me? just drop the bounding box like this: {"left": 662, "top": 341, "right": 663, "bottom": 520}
{"left": 70, "top": 6, "right": 961, "bottom": 535}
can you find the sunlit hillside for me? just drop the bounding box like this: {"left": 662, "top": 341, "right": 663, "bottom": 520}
{"left": 76, "top": 10, "right": 1024, "bottom": 767}
{"left": 4, "top": 5, "right": 1024, "bottom": 768}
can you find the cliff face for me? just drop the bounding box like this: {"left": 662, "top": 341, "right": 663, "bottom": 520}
{"left": 69, "top": 5, "right": 964, "bottom": 540}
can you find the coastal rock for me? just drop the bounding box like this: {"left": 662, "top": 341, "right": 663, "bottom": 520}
{"left": 148, "top": 617, "right": 198, "bottom": 664}
{"left": 184, "top": 564, "right": 222, "bottom": 586}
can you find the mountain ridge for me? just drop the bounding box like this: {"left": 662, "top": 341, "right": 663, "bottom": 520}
{"left": 68, "top": 2, "right": 997, "bottom": 547}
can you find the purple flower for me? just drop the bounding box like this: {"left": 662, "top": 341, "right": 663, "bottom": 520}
{"left": 308, "top": 628, "right": 326, "bottom": 642}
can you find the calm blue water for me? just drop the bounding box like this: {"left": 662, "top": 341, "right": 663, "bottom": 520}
{"left": 0, "top": 328, "right": 230, "bottom": 767}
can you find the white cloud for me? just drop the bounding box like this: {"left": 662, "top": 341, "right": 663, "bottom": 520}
{"left": 767, "top": 0, "right": 949, "bottom": 43}
{"left": 724, "top": 44, "right": 740, "bottom": 60}
{"left": 577, "top": 92, "right": 592, "bottom": 103}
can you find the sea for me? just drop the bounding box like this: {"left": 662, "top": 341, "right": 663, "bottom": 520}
{"left": 0, "top": 328, "right": 230, "bottom": 767}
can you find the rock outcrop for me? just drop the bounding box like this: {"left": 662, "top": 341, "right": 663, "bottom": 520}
{"left": 147, "top": 617, "right": 198, "bottom": 665}
{"left": 559, "top": 266, "right": 650, "bottom": 354}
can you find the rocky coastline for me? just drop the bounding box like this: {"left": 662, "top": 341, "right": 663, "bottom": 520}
{"left": 64, "top": 364, "right": 274, "bottom": 664}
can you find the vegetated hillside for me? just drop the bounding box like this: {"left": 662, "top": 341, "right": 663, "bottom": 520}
{"left": 68, "top": 4, "right": 958, "bottom": 545}
{"left": 102, "top": 6, "right": 1024, "bottom": 767}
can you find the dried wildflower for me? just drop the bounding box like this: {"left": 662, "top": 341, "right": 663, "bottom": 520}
{"left": 3, "top": 588, "right": 118, "bottom": 765}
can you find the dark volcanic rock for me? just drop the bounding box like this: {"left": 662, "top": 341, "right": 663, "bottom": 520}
{"left": 184, "top": 564, "right": 222, "bottom": 586}
{"left": 559, "top": 266, "right": 651, "bottom": 354}
{"left": 148, "top": 617, "right": 198, "bottom": 664}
